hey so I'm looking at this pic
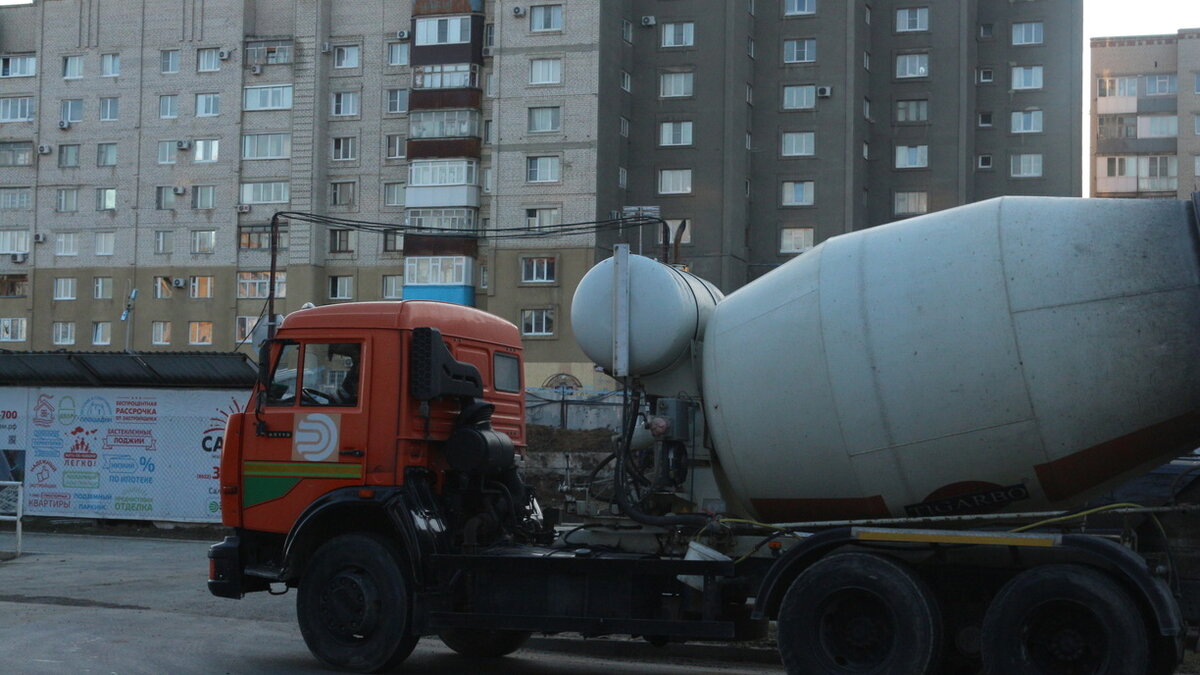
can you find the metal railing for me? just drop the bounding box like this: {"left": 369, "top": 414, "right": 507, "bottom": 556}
{"left": 0, "top": 481, "right": 22, "bottom": 557}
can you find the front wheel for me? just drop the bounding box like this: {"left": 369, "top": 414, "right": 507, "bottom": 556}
{"left": 296, "top": 533, "right": 418, "bottom": 673}
{"left": 777, "top": 552, "right": 942, "bottom": 674}
{"left": 439, "top": 629, "right": 531, "bottom": 657}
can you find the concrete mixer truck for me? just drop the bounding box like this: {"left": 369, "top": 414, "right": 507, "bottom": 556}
{"left": 210, "top": 196, "right": 1200, "bottom": 675}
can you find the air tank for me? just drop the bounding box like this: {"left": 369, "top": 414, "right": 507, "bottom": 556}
{"left": 702, "top": 196, "right": 1200, "bottom": 522}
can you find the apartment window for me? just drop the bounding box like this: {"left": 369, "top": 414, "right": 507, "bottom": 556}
{"left": 61, "top": 99, "right": 83, "bottom": 123}
{"left": 1105, "top": 157, "right": 1132, "bottom": 177}
{"left": 863, "top": 50, "right": 869, "bottom": 70}
{"left": 326, "top": 276, "right": 354, "bottom": 300}
{"left": 0, "top": 141, "right": 30, "bottom": 167}
{"left": 239, "top": 181, "right": 290, "bottom": 204}
{"left": 415, "top": 63, "right": 479, "bottom": 89}
{"left": 782, "top": 180, "right": 814, "bottom": 205}
{"left": 194, "top": 138, "right": 219, "bottom": 162}
{"left": 386, "top": 134, "right": 406, "bottom": 158}
{"left": 896, "top": 99, "right": 928, "bottom": 122}
{"left": 239, "top": 225, "right": 288, "bottom": 250}
{"left": 408, "top": 208, "right": 475, "bottom": 232}
{"left": 161, "top": 50, "right": 179, "bottom": 73}
{"left": 154, "top": 231, "right": 173, "bottom": 253}
{"left": 237, "top": 271, "right": 286, "bottom": 299}
{"left": 528, "top": 106, "right": 561, "bottom": 132}
{"left": 333, "top": 45, "right": 360, "bottom": 68}
{"left": 59, "top": 144, "right": 80, "bottom": 167}
{"left": 1194, "top": 114, "right": 1200, "bottom": 136}
{"left": 330, "top": 182, "right": 356, "bottom": 206}
{"left": 785, "top": 0, "right": 816, "bottom": 16}
{"left": 93, "top": 277, "right": 113, "bottom": 299}
{"left": 155, "top": 274, "right": 174, "bottom": 299}
{"left": 332, "top": 136, "right": 357, "bottom": 160}
{"left": 1012, "top": 21, "right": 1043, "bottom": 45}
{"left": 410, "top": 110, "right": 481, "bottom": 138}
{"left": 1146, "top": 74, "right": 1177, "bottom": 95}
{"left": 896, "top": 53, "right": 929, "bottom": 78}
{"left": 383, "top": 275, "right": 403, "bottom": 299}
{"left": 0, "top": 275, "right": 27, "bottom": 299}
{"left": 660, "top": 121, "right": 693, "bottom": 146}
{"left": 96, "top": 188, "right": 117, "bottom": 210}
{"left": 388, "top": 42, "right": 410, "bottom": 66}
{"left": 864, "top": 97, "right": 871, "bottom": 120}
{"left": 332, "top": 92, "right": 360, "bottom": 116}
{"left": 0, "top": 230, "right": 30, "bottom": 254}
{"left": 658, "top": 169, "right": 693, "bottom": 194}
{"left": 96, "top": 143, "right": 117, "bottom": 166}
{"left": 783, "top": 85, "right": 816, "bottom": 110}
{"left": 1010, "top": 153, "right": 1043, "bottom": 177}
{"left": 190, "top": 276, "right": 214, "bottom": 299}
{"left": 525, "top": 208, "right": 560, "bottom": 232}
{"left": 56, "top": 188, "right": 78, "bottom": 212}
{"left": 896, "top": 7, "right": 928, "bottom": 32}
{"left": 151, "top": 321, "right": 172, "bottom": 345}
{"left": 1144, "top": 115, "right": 1178, "bottom": 138}
{"left": 384, "top": 183, "right": 405, "bottom": 207}
{"left": 155, "top": 186, "right": 176, "bottom": 210}
{"left": 154, "top": 141, "right": 177, "bottom": 165}
{"left": 194, "top": 185, "right": 217, "bottom": 208}
{"left": 384, "top": 231, "right": 403, "bottom": 252}
{"left": 197, "top": 48, "right": 220, "bottom": 72}
{"left": 1097, "top": 76, "right": 1137, "bottom": 97}
{"left": 191, "top": 230, "right": 216, "bottom": 254}
{"left": 530, "top": 58, "right": 562, "bottom": 84}
{"left": 780, "top": 228, "right": 814, "bottom": 254}
{"left": 895, "top": 144, "right": 928, "bottom": 168}
{"left": 661, "top": 22, "right": 694, "bottom": 47}
{"left": 159, "top": 95, "right": 178, "bottom": 119}
{"left": 894, "top": 191, "right": 928, "bottom": 215}
{"left": 619, "top": 167, "right": 627, "bottom": 188}
{"left": 55, "top": 232, "right": 79, "bottom": 256}
{"left": 95, "top": 232, "right": 115, "bottom": 256}
{"left": 92, "top": 322, "right": 111, "bottom": 346}
{"left": 189, "top": 321, "right": 213, "bottom": 345}
{"left": 0, "top": 317, "right": 27, "bottom": 342}
{"left": 619, "top": 117, "right": 630, "bottom": 137}
{"left": 405, "top": 256, "right": 470, "bottom": 285}
{"left": 522, "top": 257, "right": 556, "bottom": 283}
{"left": 234, "top": 316, "right": 261, "bottom": 343}
{"left": 409, "top": 159, "right": 478, "bottom": 186}
{"left": 196, "top": 93, "right": 220, "bottom": 117}
{"left": 0, "top": 54, "right": 33, "bottom": 79}
{"left": 622, "top": 19, "right": 634, "bottom": 43}
{"left": 53, "top": 322, "right": 76, "bottom": 346}
{"left": 781, "top": 131, "right": 815, "bottom": 156}
{"left": 246, "top": 40, "right": 293, "bottom": 65}
{"left": 530, "top": 5, "right": 563, "bottom": 32}
{"left": 977, "top": 68, "right": 994, "bottom": 84}
{"left": 387, "top": 89, "right": 409, "bottom": 114}
{"left": 526, "top": 156, "right": 561, "bottom": 182}
{"left": 660, "top": 72, "right": 694, "bottom": 97}
{"left": 1012, "top": 66, "right": 1043, "bottom": 90}
{"left": 0, "top": 96, "right": 34, "bottom": 122}
{"left": 784, "top": 39, "right": 817, "bottom": 63}
{"left": 0, "top": 188, "right": 31, "bottom": 210}
{"left": 1011, "top": 110, "right": 1043, "bottom": 133}
{"left": 243, "top": 85, "right": 293, "bottom": 110}
{"left": 54, "top": 277, "right": 77, "bottom": 300}
{"left": 101, "top": 53, "right": 120, "bottom": 77}
{"left": 521, "top": 309, "right": 555, "bottom": 336}
{"left": 620, "top": 70, "right": 632, "bottom": 92}
{"left": 63, "top": 55, "right": 83, "bottom": 79}
{"left": 98, "top": 98, "right": 119, "bottom": 121}
{"left": 242, "top": 133, "right": 291, "bottom": 159}
{"left": 415, "top": 16, "right": 471, "bottom": 45}
{"left": 979, "top": 23, "right": 994, "bottom": 39}
{"left": 978, "top": 111, "right": 993, "bottom": 127}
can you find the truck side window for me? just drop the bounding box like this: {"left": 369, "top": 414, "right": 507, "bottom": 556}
{"left": 299, "top": 342, "right": 361, "bottom": 407}
{"left": 494, "top": 353, "right": 521, "bottom": 393}
{"left": 265, "top": 343, "right": 300, "bottom": 406}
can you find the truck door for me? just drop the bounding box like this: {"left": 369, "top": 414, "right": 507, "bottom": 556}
{"left": 240, "top": 339, "right": 369, "bottom": 533}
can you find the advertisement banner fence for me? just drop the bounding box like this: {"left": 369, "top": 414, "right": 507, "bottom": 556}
{"left": 0, "top": 387, "right": 245, "bottom": 523}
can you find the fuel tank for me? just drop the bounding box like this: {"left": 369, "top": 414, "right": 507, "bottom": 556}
{"left": 701, "top": 196, "right": 1200, "bottom": 521}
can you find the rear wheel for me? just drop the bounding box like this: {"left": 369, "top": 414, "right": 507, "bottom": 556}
{"left": 438, "top": 629, "right": 531, "bottom": 657}
{"left": 296, "top": 533, "right": 418, "bottom": 673}
{"left": 980, "top": 564, "right": 1149, "bottom": 675}
{"left": 777, "top": 552, "right": 942, "bottom": 675}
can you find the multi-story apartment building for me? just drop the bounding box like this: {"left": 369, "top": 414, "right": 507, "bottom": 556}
{"left": 1091, "top": 30, "right": 1200, "bottom": 199}
{"left": 0, "top": 0, "right": 1081, "bottom": 390}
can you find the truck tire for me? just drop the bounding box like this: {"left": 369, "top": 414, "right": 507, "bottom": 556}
{"left": 980, "top": 564, "right": 1149, "bottom": 675}
{"left": 777, "top": 552, "right": 942, "bottom": 675}
{"left": 438, "top": 629, "right": 531, "bottom": 657}
{"left": 296, "top": 533, "right": 419, "bottom": 673}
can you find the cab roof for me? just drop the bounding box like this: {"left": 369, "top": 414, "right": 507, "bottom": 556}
{"left": 279, "top": 301, "right": 521, "bottom": 349}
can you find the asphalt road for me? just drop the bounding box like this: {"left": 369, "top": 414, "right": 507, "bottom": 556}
{"left": 0, "top": 531, "right": 783, "bottom": 674}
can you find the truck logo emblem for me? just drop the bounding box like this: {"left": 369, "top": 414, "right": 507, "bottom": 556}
{"left": 292, "top": 413, "right": 340, "bottom": 462}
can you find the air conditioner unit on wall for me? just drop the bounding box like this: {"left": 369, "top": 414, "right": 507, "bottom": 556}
{"left": 172, "top": 186, "right": 186, "bottom": 195}
{"left": 177, "top": 140, "right": 192, "bottom": 150}
{"left": 218, "top": 49, "right": 232, "bottom": 60}
{"left": 321, "top": 42, "right": 332, "bottom": 53}
{"left": 37, "top": 144, "right": 52, "bottom": 155}
{"left": 250, "top": 64, "right": 262, "bottom": 75}
{"left": 396, "top": 30, "right": 410, "bottom": 40}
{"left": 172, "top": 278, "right": 187, "bottom": 289}
{"left": 482, "top": 47, "right": 493, "bottom": 57}
{"left": 513, "top": 6, "right": 526, "bottom": 17}
{"left": 816, "top": 86, "right": 833, "bottom": 98}
{"left": 58, "top": 120, "right": 71, "bottom": 130}
{"left": 32, "top": 233, "right": 46, "bottom": 243}
{"left": 641, "top": 16, "right": 657, "bottom": 27}
{"left": 237, "top": 204, "right": 252, "bottom": 213}
{"left": 10, "top": 253, "right": 27, "bottom": 264}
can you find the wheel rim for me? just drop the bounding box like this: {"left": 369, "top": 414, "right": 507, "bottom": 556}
{"left": 815, "top": 588, "right": 896, "bottom": 671}
{"left": 1020, "top": 599, "right": 1106, "bottom": 675}
{"left": 319, "top": 567, "right": 381, "bottom": 641}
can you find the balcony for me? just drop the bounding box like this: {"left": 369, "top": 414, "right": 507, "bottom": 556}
{"left": 405, "top": 185, "right": 480, "bottom": 208}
